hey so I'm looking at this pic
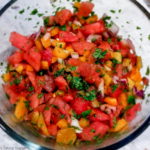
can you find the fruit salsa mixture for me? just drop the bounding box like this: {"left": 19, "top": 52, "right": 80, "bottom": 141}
{"left": 2, "top": 1, "right": 149, "bottom": 145}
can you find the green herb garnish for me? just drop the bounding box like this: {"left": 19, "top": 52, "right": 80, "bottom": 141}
{"left": 30, "top": 9, "right": 38, "bottom": 15}
{"left": 54, "top": 68, "right": 65, "bottom": 77}
{"left": 43, "top": 17, "right": 49, "bottom": 26}
{"left": 82, "top": 90, "right": 96, "bottom": 101}
{"left": 110, "top": 9, "right": 116, "bottom": 13}
{"left": 146, "top": 66, "right": 150, "bottom": 76}
{"left": 136, "top": 26, "right": 141, "bottom": 30}
{"left": 28, "top": 86, "right": 34, "bottom": 92}
{"left": 24, "top": 101, "right": 30, "bottom": 109}
{"left": 59, "top": 25, "right": 67, "bottom": 31}
{"left": 93, "top": 48, "right": 107, "bottom": 59}
{"left": 127, "top": 95, "right": 135, "bottom": 105}
{"left": 19, "top": 9, "right": 25, "bottom": 14}
{"left": 37, "top": 93, "right": 44, "bottom": 99}
{"left": 82, "top": 110, "right": 92, "bottom": 118}
{"left": 111, "top": 84, "right": 118, "bottom": 92}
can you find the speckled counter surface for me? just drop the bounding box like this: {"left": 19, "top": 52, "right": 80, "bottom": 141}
{"left": 0, "top": 126, "right": 150, "bottom": 150}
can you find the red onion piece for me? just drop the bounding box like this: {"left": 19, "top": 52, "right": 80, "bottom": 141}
{"left": 108, "top": 22, "right": 119, "bottom": 36}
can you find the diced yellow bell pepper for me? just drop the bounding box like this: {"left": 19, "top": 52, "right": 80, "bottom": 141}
{"left": 16, "top": 64, "right": 24, "bottom": 74}
{"left": 127, "top": 77, "right": 135, "bottom": 90}
{"left": 35, "top": 38, "right": 43, "bottom": 51}
{"left": 118, "top": 93, "right": 127, "bottom": 108}
{"left": 79, "top": 118, "right": 89, "bottom": 128}
{"left": 105, "top": 60, "right": 113, "bottom": 69}
{"left": 110, "top": 119, "right": 128, "bottom": 132}
{"left": 86, "top": 15, "right": 98, "bottom": 24}
{"left": 66, "top": 46, "right": 74, "bottom": 54}
{"left": 25, "top": 64, "right": 34, "bottom": 72}
{"left": 104, "top": 97, "right": 118, "bottom": 106}
{"left": 72, "top": 24, "right": 80, "bottom": 30}
{"left": 55, "top": 90, "right": 65, "bottom": 96}
{"left": 57, "top": 119, "right": 68, "bottom": 129}
{"left": 56, "top": 128, "right": 77, "bottom": 144}
{"left": 31, "top": 111, "right": 40, "bottom": 125}
{"left": 50, "top": 27, "right": 59, "bottom": 37}
{"left": 91, "top": 99, "right": 100, "bottom": 108}
{"left": 104, "top": 73, "right": 112, "bottom": 86}
{"left": 51, "top": 40, "right": 66, "bottom": 49}
{"left": 37, "top": 112, "right": 49, "bottom": 136}
{"left": 74, "top": 2, "right": 81, "bottom": 8}
{"left": 2, "top": 73, "right": 11, "bottom": 82}
{"left": 41, "top": 61, "right": 49, "bottom": 70}
{"left": 136, "top": 56, "right": 142, "bottom": 70}
{"left": 41, "top": 33, "right": 51, "bottom": 48}
{"left": 123, "top": 58, "right": 131, "bottom": 67}
{"left": 53, "top": 47, "right": 70, "bottom": 59}
{"left": 135, "top": 82, "right": 144, "bottom": 90}
{"left": 112, "top": 52, "right": 122, "bottom": 63}
{"left": 14, "top": 97, "right": 28, "bottom": 120}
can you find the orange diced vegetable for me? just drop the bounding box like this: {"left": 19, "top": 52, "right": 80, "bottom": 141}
{"left": 130, "top": 68, "right": 142, "bottom": 82}
{"left": 53, "top": 47, "right": 70, "bottom": 59}
{"left": 41, "top": 33, "right": 51, "bottom": 48}
{"left": 51, "top": 57, "right": 57, "bottom": 63}
{"left": 74, "top": 2, "right": 81, "bottom": 9}
{"left": 110, "top": 119, "right": 128, "bottom": 132}
{"left": 14, "top": 97, "right": 28, "bottom": 120}
{"left": 50, "top": 27, "right": 59, "bottom": 37}
{"left": 57, "top": 119, "right": 68, "bottom": 128}
{"left": 104, "top": 97, "right": 118, "bottom": 106}
{"left": 41, "top": 61, "right": 49, "bottom": 70}
{"left": 35, "top": 38, "right": 43, "bottom": 51}
{"left": 86, "top": 15, "right": 98, "bottom": 24}
{"left": 79, "top": 118, "right": 89, "bottom": 128}
{"left": 25, "top": 64, "right": 34, "bottom": 72}
{"left": 37, "top": 112, "right": 49, "bottom": 136}
{"left": 31, "top": 111, "right": 40, "bottom": 124}
{"left": 56, "top": 128, "right": 77, "bottom": 144}
{"left": 2, "top": 73, "right": 11, "bottom": 82}
{"left": 16, "top": 64, "right": 24, "bottom": 74}
{"left": 118, "top": 93, "right": 127, "bottom": 108}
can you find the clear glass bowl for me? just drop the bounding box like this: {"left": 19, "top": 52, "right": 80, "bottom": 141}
{"left": 0, "top": 0, "right": 150, "bottom": 149}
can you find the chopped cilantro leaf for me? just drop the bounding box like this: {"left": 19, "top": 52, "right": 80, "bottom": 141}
{"left": 28, "top": 86, "right": 34, "bottom": 92}
{"left": 82, "top": 90, "right": 96, "bottom": 101}
{"left": 60, "top": 114, "right": 65, "bottom": 119}
{"left": 113, "top": 117, "right": 117, "bottom": 128}
{"left": 103, "top": 16, "right": 111, "bottom": 22}
{"left": 91, "top": 129, "right": 96, "bottom": 133}
{"left": 59, "top": 25, "right": 67, "bottom": 31}
{"left": 136, "top": 26, "right": 141, "bottom": 30}
{"left": 91, "top": 11, "right": 95, "bottom": 16}
{"left": 93, "top": 48, "right": 107, "bottom": 59}
{"left": 107, "top": 38, "right": 112, "bottom": 43}
{"left": 118, "top": 9, "right": 122, "bottom": 13}
{"left": 44, "top": 106, "right": 50, "bottom": 110}
{"left": 110, "top": 9, "right": 116, "bottom": 13}
{"left": 127, "top": 95, "right": 135, "bottom": 104}
{"left": 37, "top": 93, "right": 44, "bottom": 99}
{"left": 43, "top": 17, "right": 49, "bottom": 26}
{"left": 38, "top": 13, "right": 44, "bottom": 17}
{"left": 111, "top": 58, "right": 120, "bottom": 66}
{"left": 146, "top": 66, "right": 150, "bottom": 76}
{"left": 111, "top": 84, "right": 118, "bottom": 92}
{"left": 69, "top": 66, "right": 77, "bottom": 71}
{"left": 91, "top": 38, "right": 96, "bottom": 42}
{"left": 19, "top": 9, "right": 25, "bottom": 14}
{"left": 148, "top": 34, "right": 150, "bottom": 40}
{"left": 13, "top": 76, "right": 22, "bottom": 85}
{"left": 54, "top": 68, "right": 65, "bottom": 77}
{"left": 30, "top": 9, "right": 38, "bottom": 15}
{"left": 24, "top": 101, "right": 30, "bottom": 109}
{"left": 82, "top": 110, "right": 92, "bottom": 118}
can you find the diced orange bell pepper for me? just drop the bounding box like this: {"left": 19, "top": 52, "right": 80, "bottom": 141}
{"left": 110, "top": 119, "right": 128, "bottom": 132}
{"left": 74, "top": 2, "right": 81, "bottom": 9}
{"left": 66, "top": 46, "right": 74, "bottom": 54}
{"left": 56, "top": 128, "right": 77, "bottom": 144}
{"left": 25, "top": 64, "right": 34, "bottom": 72}
{"left": 37, "top": 112, "right": 49, "bottom": 136}
{"left": 16, "top": 64, "right": 24, "bottom": 74}
{"left": 79, "top": 56, "right": 86, "bottom": 62}
{"left": 41, "top": 61, "right": 49, "bottom": 70}
{"left": 41, "top": 33, "right": 51, "bottom": 48}
{"left": 104, "top": 97, "right": 118, "bottom": 106}
{"left": 130, "top": 68, "right": 142, "bottom": 82}
{"left": 51, "top": 57, "right": 57, "bottom": 63}
{"left": 31, "top": 111, "right": 40, "bottom": 124}
{"left": 118, "top": 93, "right": 127, "bottom": 109}
{"left": 53, "top": 47, "right": 70, "bottom": 59}
{"left": 2, "top": 73, "right": 11, "bottom": 82}
{"left": 86, "top": 15, "right": 98, "bottom": 24}
{"left": 35, "top": 38, "right": 43, "bottom": 51}
{"left": 57, "top": 119, "right": 68, "bottom": 128}
{"left": 79, "top": 118, "right": 89, "bottom": 128}
{"left": 14, "top": 97, "right": 28, "bottom": 120}
{"left": 136, "top": 56, "right": 142, "bottom": 70}
{"left": 50, "top": 27, "right": 59, "bottom": 37}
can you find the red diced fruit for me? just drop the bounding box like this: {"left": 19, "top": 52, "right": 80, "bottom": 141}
{"left": 8, "top": 51, "right": 23, "bottom": 65}
{"left": 54, "top": 76, "right": 68, "bottom": 91}
{"left": 29, "top": 93, "right": 41, "bottom": 109}
{"left": 125, "top": 103, "right": 141, "bottom": 122}
{"left": 43, "top": 107, "right": 52, "bottom": 126}
{"left": 48, "top": 124, "right": 57, "bottom": 136}
{"left": 71, "top": 97, "right": 89, "bottom": 114}
{"left": 77, "top": 2, "right": 94, "bottom": 17}
{"left": 82, "top": 22, "right": 105, "bottom": 35}
{"left": 72, "top": 41, "right": 95, "bottom": 55}
{"left": 59, "top": 31, "right": 79, "bottom": 42}
{"left": 55, "top": 9, "right": 72, "bottom": 26}
{"left": 79, "top": 122, "right": 109, "bottom": 141}
{"left": 43, "top": 75, "right": 55, "bottom": 92}
{"left": 63, "top": 94, "right": 74, "bottom": 102}
{"left": 9, "top": 32, "right": 33, "bottom": 51}
{"left": 24, "top": 47, "right": 41, "bottom": 71}
{"left": 67, "top": 58, "right": 82, "bottom": 66}
{"left": 41, "top": 48, "right": 52, "bottom": 64}
{"left": 89, "top": 109, "right": 110, "bottom": 122}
